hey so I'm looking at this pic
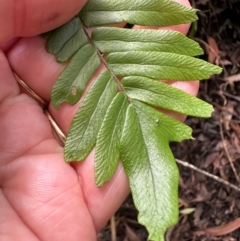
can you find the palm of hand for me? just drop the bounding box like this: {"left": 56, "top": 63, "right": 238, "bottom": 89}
{"left": 0, "top": 53, "right": 97, "bottom": 240}
{"left": 0, "top": 49, "right": 128, "bottom": 240}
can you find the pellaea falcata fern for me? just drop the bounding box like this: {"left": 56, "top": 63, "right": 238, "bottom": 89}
{"left": 45, "top": 0, "right": 222, "bottom": 240}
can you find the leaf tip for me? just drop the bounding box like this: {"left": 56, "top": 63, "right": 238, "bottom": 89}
{"left": 52, "top": 101, "right": 60, "bottom": 110}
{"left": 56, "top": 55, "right": 67, "bottom": 63}
{"left": 95, "top": 178, "right": 104, "bottom": 188}
{"left": 205, "top": 64, "right": 222, "bottom": 77}
{"left": 213, "top": 65, "right": 223, "bottom": 75}
{"left": 46, "top": 45, "right": 54, "bottom": 55}
{"left": 201, "top": 103, "right": 214, "bottom": 118}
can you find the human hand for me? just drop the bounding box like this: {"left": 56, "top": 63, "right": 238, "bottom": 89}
{"left": 0, "top": 0, "right": 199, "bottom": 240}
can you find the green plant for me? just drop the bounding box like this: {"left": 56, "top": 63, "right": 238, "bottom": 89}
{"left": 45, "top": 0, "right": 222, "bottom": 240}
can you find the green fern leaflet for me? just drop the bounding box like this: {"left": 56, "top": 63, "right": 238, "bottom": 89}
{"left": 45, "top": 0, "right": 222, "bottom": 240}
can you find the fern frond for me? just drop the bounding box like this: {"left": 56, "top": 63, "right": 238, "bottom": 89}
{"left": 46, "top": 1, "right": 222, "bottom": 240}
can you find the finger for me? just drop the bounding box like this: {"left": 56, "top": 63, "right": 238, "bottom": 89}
{"left": 0, "top": 51, "right": 54, "bottom": 166}
{"left": 0, "top": 38, "right": 20, "bottom": 53}
{"left": 0, "top": 57, "right": 38, "bottom": 241}
{"left": 0, "top": 0, "right": 87, "bottom": 44}
{"left": 8, "top": 36, "right": 66, "bottom": 102}
{"left": 0, "top": 51, "right": 19, "bottom": 101}
{"left": 0, "top": 53, "right": 97, "bottom": 241}
{"left": 0, "top": 190, "right": 39, "bottom": 241}
{"left": 70, "top": 151, "right": 130, "bottom": 231}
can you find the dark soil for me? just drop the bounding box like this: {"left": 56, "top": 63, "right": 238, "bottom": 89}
{"left": 99, "top": 0, "right": 240, "bottom": 240}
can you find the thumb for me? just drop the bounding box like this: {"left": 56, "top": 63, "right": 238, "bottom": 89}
{"left": 0, "top": 0, "right": 87, "bottom": 44}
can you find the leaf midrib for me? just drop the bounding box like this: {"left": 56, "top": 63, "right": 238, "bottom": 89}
{"left": 57, "top": 29, "right": 82, "bottom": 55}
{"left": 133, "top": 104, "right": 160, "bottom": 219}
{"left": 83, "top": 10, "right": 186, "bottom": 13}
{"left": 96, "top": 40, "right": 187, "bottom": 45}
{"left": 125, "top": 86, "right": 190, "bottom": 102}
{"left": 110, "top": 63, "right": 204, "bottom": 70}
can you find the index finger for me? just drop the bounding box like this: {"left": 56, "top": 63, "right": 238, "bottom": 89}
{"left": 0, "top": 0, "right": 87, "bottom": 44}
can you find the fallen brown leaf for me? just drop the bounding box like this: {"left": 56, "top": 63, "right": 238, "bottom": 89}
{"left": 197, "top": 0, "right": 209, "bottom": 4}
{"left": 203, "top": 152, "right": 219, "bottom": 168}
{"left": 207, "top": 36, "right": 220, "bottom": 65}
{"left": 124, "top": 223, "right": 141, "bottom": 241}
{"left": 194, "top": 218, "right": 240, "bottom": 236}
{"left": 224, "top": 73, "right": 240, "bottom": 83}
{"left": 222, "top": 101, "right": 235, "bottom": 130}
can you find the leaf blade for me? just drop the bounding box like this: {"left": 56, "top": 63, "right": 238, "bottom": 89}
{"left": 120, "top": 101, "right": 192, "bottom": 241}
{"left": 132, "top": 100, "right": 193, "bottom": 142}
{"left": 92, "top": 27, "right": 203, "bottom": 56}
{"left": 51, "top": 44, "right": 100, "bottom": 109}
{"left": 107, "top": 51, "right": 222, "bottom": 80}
{"left": 95, "top": 93, "right": 128, "bottom": 186}
{"left": 122, "top": 76, "right": 213, "bottom": 117}
{"left": 80, "top": 0, "right": 198, "bottom": 27}
{"left": 54, "top": 28, "right": 88, "bottom": 62}
{"left": 46, "top": 17, "right": 81, "bottom": 54}
{"left": 46, "top": 18, "right": 88, "bottom": 62}
{"left": 64, "top": 71, "right": 118, "bottom": 161}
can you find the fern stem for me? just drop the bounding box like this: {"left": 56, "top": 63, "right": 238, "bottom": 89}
{"left": 80, "top": 19, "right": 131, "bottom": 102}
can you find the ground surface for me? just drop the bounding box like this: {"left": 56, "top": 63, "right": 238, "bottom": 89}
{"left": 98, "top": 0, "right": 240, "bottom": 240}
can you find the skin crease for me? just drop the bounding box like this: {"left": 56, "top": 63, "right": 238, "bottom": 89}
{"left": 0, "top": 0, "right": 199, "bottom": 240}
